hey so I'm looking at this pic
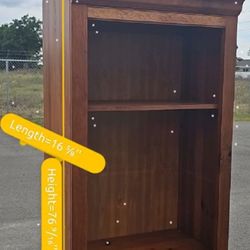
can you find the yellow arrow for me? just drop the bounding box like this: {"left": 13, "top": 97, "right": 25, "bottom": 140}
{"left": 0, "top": 113, "right": 106, "bottom": 174}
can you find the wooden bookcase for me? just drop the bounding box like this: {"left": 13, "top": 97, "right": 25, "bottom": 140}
{"left": 43, "top": 1, "right": 245, "bottom": 249}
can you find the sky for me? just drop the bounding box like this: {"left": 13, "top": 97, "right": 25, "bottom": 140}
{"left": 0, "top": 0, "right": 42, "bottom": 24}
{"left": 0, "top": 0, "right": 249, "bottom": 59}
{"left": 238, "top": 0, "right": 250, "bottom": 58}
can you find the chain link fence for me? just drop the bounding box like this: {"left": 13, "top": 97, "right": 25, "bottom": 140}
{"left": 0, "top": 58, "right": 43, "bottom": 124}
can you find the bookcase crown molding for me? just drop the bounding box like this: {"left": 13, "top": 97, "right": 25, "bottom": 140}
{"left": 74, "top": 0, "right": 245, "bottom": 16}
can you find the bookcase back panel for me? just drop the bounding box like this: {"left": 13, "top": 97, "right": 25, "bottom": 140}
{"left": 182, "top": 28, "right": 223, "bottom": 103}
{"left": 89, "top": 21, "right": 223, "bottom": 104}
{"left": 88, "top": 111, "right": 180, "bottom": 240}
{"left": 89, "top": 22, "right": 184, "bottom": 102}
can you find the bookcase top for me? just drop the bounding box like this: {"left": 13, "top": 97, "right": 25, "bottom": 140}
{"left": 76, "top": 0, "right": 245, "bottom": 16}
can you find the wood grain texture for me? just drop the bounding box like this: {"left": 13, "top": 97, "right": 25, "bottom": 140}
{"left": 89, "top": 102, "right": 218, "bottom": 112}
{"left": 216, "top": 16, "right": 238, "bottom": 250}
{"left": 44, "top": 1, "right": 240, "bottom": 249}
{"left": 43, "top": 0, "right": 62, "bottom": 133}
{"left": 44, "top": 2, "right": 89, "bottom": 249}
{"left": 88, "top": 111, "right": 179, "bottom": 240}
{"left": 89, "top": 21, "right": 222, "bottom": 104}
{"left": 181, "top": 28, "right": 223, "bottom": 103}
{"left": 200, "top": 111, "right": 219, "bottom": 248}
{"left": 68, "top": 5, "right": 89, "bottom": 250}
{"left": 88, "top": 7, "right": 226, "bottom": 28}
{"left": 88, "top": 230, "right": 208, "bottom": 250}
{"left": 178, "top": 111, "right": 219, "bottom": 249}
{"left": 89, "top": 21, "right": 184, "bottom": 102}
{"left": 64, "top": 1, "right": 72, "bottom": 249}
{"left": 77, "top": 0, "right": 244, "bottom": 16}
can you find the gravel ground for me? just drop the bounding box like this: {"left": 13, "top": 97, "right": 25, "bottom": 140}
{"left": 0, "top": 122, "right": 249, "bottom": 250}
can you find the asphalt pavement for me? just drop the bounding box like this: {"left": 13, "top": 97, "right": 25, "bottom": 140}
{"left": 0, "top": 122, "right": 249, "bottom": 250}
{"left": 229, "top": 122, "right": 250, "bottom": 250}
{"left": 0, "top": 131, "right": 42, "bottom": 250}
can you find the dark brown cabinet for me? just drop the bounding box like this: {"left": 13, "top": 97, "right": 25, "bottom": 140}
{"left": 43, "top": 1, "right": 244, "bottom": 249}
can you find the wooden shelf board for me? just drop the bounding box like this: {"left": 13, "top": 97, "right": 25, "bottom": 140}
{"left": 88, "top": 230, "right": 208, "bottom": 250}
{"left": 88, "top": 101, "right": 218, "bottom": 112}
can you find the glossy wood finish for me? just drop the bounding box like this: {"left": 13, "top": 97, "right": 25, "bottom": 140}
{"left": 43, "top": 0, "right": 62, "bottom": 133}
{"left": 89, "top": 102, "right": 218, "bottom": 112}
{"left": 88, "top": 230, "right": 208, "bottom": 250}
{"left": 43, "top": 1, "right": 241, "bottom": 250}
{"left": 178, "top": 110, "right": 219, "bottom": 249}
{"left": 87, "top": 16, "right": 224, "bottom": 249}
{"left": 89, "top": 21, "right": 222, "bottom": 104}
{"left": 43, "top": 1, "right": 89, "bottom": 249}
{"left": 216, "top": 17, "right": 238, "bottom": 250}
{"left": 77, "top": 0, "right": 244, "bottom": 16}
{"left": 89, "top": 22, "right": 183, "bottom": 102}
{"left": 69, "top": 5, "right": 89, "bottom": 250}
{"left": 181, "top": 28, "right": 223, "bottom": 103}
{"left": 63, "top": 2, "right": 72, "bottom": 248}
{"left": 88, "top": 111, "right": 179, "bottom": 240}
{"left": 88, "top": 7, "right": 225, "bottom": 27}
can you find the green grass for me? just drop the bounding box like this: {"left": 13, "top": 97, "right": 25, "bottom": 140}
{"left": 0, "top": 69, "right": 43, "bottom": 124}
{"left": 0, "top": 71, "right": 250, "bottom": 123}
{"left": 235, "top": 79, "right": 250, "bottom": 121}
{"left": 234, "top": 114, "right": 250, "bottom": 121}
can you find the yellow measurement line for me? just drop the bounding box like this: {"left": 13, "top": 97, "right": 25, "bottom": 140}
{"left": 62, "top": 1, "right": 65, "bottom": 137}
{"left": 61, "top": 0, "right": 65, "bottom": 249}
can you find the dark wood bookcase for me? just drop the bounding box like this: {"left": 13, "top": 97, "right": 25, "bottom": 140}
{"left": 43, "top": 1, "right": 245, "bottom": 249}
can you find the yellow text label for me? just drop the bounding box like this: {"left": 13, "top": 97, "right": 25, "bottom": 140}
{"left": 0, "top": 113, "right": 106, "bottom": 174}
{"left": 41, "top": 158, "right": 63, "bottom": 250}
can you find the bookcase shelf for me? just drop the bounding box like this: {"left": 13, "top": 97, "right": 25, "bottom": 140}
{"left": 88, "top": 101, "right": 218, "bottom": 112}
{"left": 88, "top": 230, "right": 207, "bottom": 250}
